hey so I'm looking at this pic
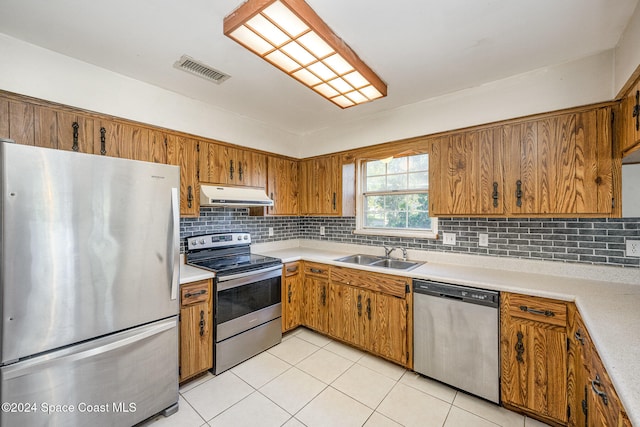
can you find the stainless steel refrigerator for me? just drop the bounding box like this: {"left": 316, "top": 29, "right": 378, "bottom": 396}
{"left": 0, "top": 141, "right": 181, "bottom": 426}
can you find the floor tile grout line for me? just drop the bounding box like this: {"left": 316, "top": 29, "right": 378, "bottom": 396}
{"left": 397, "top": 372, "right": 460, "bottom": 406}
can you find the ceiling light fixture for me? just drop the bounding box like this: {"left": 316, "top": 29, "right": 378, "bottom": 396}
{"left": 223, "top": 0, "right": 387, "bottom": 109}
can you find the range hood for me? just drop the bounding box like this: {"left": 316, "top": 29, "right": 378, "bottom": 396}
{"left": 200, "top": 185, "right": 273, "bottom": 207}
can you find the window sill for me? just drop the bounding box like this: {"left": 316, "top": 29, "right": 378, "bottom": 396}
{"left": 353, "top": 228, "right": 438, "bottom": 239}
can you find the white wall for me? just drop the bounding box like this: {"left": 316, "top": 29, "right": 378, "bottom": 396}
{"left": 302, "top": 52, "right": 615, "bottom": 157}
{"left": 0, "top": 34, "right": 301, "bottom": 157}
{"left": 615, "top": 2, "right": 640, "bottom": 94}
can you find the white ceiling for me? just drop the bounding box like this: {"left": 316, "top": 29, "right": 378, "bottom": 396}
{"left": 0, "top": 0, "right": 637, "bottom": 136}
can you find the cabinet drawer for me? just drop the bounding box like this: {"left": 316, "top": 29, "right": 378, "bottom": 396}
{"left": 304, "top": 262, "right": 330, "bottom": 278}
{"left": 331, "top": 267, "right": 408, "bottom": 298}
{"left": 181, "top": 280, "right": 210, "bottom": 307}
{"left": 284, "top": 262, "right": 301, "bottom": 277}
{"left": 506, "top": 293, "right": 567, "bottom": 327}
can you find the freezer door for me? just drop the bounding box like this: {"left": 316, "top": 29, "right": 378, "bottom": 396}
{"left": 0, "top": 317, "right": 178, "bottom": 427}
{"left": 0, "top": 143, "right": 180, "bottom": 363}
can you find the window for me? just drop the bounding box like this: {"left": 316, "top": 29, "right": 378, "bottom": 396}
{"left": 356, "top": 154, "right": 437, "bottom": 237}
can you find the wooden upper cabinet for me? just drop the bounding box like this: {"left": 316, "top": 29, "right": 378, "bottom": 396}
{"left": 266, "top": 156, "right": 299, "bottom": 215}
{"left": 299, "top": 155, "right": 342, "bottom": 215}
{"left": 505, "top": 109, "right": 613, "bottom": 216}
{"left": 199, "top": 142, "right": 267, "bottom": 188}
{"left": 56, "top": 110, "right": 95, "bottom": 153}
{"left": 429, "top": 128, "right": 504, "bottom": 216}
{"left": 94, "top": 120, "right": 150, "bottom": 161}
{"left": 170, "top": 137, "right": 200, "bottom": 217}
{"left": 621, "top": 79, "right": 640, "bottom": 155}
{"left": 147, "top": 130, "right": 171, "bottom": 164}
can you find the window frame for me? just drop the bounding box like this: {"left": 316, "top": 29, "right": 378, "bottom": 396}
{"left": 354, "top": 154, "right": 438, "bottom": 239}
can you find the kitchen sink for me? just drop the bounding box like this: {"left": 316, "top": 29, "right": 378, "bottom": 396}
{"left": 334, "top": 254, "right": 385, "bottom": 265}
{"left": 369, "top": 258, "right": 422, "bottom": 270}
{"left": 334, "top": 254, "right": 422, "bottom": 271}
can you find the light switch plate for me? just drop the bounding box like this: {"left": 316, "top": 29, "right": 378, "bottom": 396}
{"left": 479, "top": 233, "right": 489, "bottom": 247}
{"left": 320, "top": 226, "right": 325, "bottom": 236}
{"left": 268, "top": 227, "right": 274, "bottom": 237}
{"left": 627, "top": 240, "right": 640, "bottom": 257}
{"left": 443, "top": 232, "right": 456, "bottom": 246}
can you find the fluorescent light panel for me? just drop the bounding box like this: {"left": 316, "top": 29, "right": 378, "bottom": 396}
{"left": 224, "top": 0, "right": 387, "bottom": 108}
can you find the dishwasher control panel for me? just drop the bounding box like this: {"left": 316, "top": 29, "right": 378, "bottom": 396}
{"left": 413, "top": 279, "right": 499, "bottom": 307}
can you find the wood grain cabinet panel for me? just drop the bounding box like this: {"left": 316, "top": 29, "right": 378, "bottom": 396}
{"left": 56, "top": 110, "right": 95, "bottom": 153}
{"left": 621, "top": 79, "right": 640, "bottom": 156}
{"left": 170, "top": 137, "right": 200, "bottom": 217}
{"left": 266, "top": 156, "right": 299, "bottom": 215}
{"left": 282, "top": 262, "right": 302, "bottom": 332}
{"left": 199, "top": 142, "right": 266, "bottom": 188}
{"left": 95, "top": 120, "right": 150, "bottom": 161}
{"left": 500, "top": 292, "right": 568, "bottom": 425}
{"left": 179, "top": 279, "right": 213, "bottom": 382}
{"left": 299, "top": 155, "right": 342, "bottom": 215}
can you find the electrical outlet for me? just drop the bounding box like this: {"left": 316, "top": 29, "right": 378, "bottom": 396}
{"left": 320, "top": 226, "right": 325, "bottom": 236}
{"left": 443, "top": 232, "right": 456, "bottom": 246}
{"left": 627, "top": 240, "right": 640, "bottom": 257}
{"left": 268, "top": 227, "right": 274, "bottom": 237}
{"left": 479, "top": 233, "right": 489, "bottom": 247}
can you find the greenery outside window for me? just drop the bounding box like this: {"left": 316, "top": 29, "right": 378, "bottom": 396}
{"left": 356, "top": 154, "right": 437, "bottom": 238}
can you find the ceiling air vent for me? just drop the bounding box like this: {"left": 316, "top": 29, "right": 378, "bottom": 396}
{"left": 174, "top": 55, "right": 231, "bottom": 84}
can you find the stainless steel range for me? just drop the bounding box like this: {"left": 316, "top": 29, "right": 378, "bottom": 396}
{"left": 186, "top": 233, "right": 282, "bottom": 373}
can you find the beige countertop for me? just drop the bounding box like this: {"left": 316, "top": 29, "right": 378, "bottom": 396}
{"left": 181, "top": 239, "right": 640, "bottom": 424}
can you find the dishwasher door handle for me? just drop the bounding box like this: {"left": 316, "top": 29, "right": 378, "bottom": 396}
{"left": 441, "top": 294, "right": 464, "bottom": 301}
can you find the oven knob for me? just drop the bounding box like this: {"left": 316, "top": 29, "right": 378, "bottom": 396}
{"left": 192, "top": 241, "right": 197, "bottom": 246}
{"left": 200, "top": 239, "right": 205, "bottom": 244}
{"left": 243, "top": 235, "right": 249, "bottom": 240}
{"left": 237, "top": 236, "right": 242, "bottom": 241}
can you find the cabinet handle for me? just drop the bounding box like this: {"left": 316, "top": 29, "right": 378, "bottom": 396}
{"left": 321, "top": 285, "right": 326, "bottom": 306}
{"left": 582, "top": 385, "right": 588, "bottom": 421}
{"left": 366, "top": 298, "right": 371, "bottom": 320}
{"left": 515, "top": 331, "right": 525, "bottom": 363}
{"left": 357, "top": 294, "right": 362, "bottom": 317}
{"left": 515, "top": 180, "right": 522, "bottom": 207}
{"left": 332, "top": 192, "right": 337, "bottom": 210}
{"left": 184, "top": 289, "right": 207, "bottom": 299}
{"left": 633, "top": 90, "right": 639, "bottom": 131}
{"left": 72, "top": 122, "right": 79, "bottom": 151}
{"left": 270, "top": 192, "right": 274, "bottom": 211}
{"left": 229, "top": 160, "right": 234, "bottom": 180}
{"left": 310, "top": 268, "right": 324, "bottom": 274}
{"left": 575, "top": 330, "right": 585, "bottom": 345}
{"left": 519, "top": 305, "right": 555, "bottom": 318}
{"left": 238, "top": 161, "right": 243, "bottom": 181}
{"left": 492, "top": 182, "right": 499, "bottom": 208}
{"left": 286, "top": 266, "right": 298, "bottom": 273}
{"left": 199, "top": 310, "right": 205, "bottom": 337}
{"left": 187, "top": 186, "right": 193, "bottom": 208}
{"left": 288, "top": 284, "right": 292, "bottom": 304}
{"left": 591, "top": 375, "right": 608, "bottom": 406}
{"left": 100, "top": 127, "right": 106, "bottom": 155}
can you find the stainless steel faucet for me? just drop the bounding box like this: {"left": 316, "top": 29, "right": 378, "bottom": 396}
{"left": 383, "top": 246, "right": 408, "bottom": 261}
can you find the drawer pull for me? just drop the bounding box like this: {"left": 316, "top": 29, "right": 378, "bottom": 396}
{"left": 286, "top": 266, "right": 298, "bottom": 273}
{"left": 515, "top": 331, "right": 525, "bottom": 363}
{"left": 184, "top": 289, "right": 207, "bottom": 299}
{"left": 310, "top": 268, "right": 324, "bottom": 274}
{"left": 519, "top": 305, "right": 555, "bottom": 317}
{"left": 575, "top": 330, "right": 585, "bottom": 345}
{"left": 591, "top": 375, "right": 608, "bottom": 405}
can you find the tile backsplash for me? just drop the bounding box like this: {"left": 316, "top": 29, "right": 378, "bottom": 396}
{"left": 181, "top": 208, "right": 640, "bottom": 268}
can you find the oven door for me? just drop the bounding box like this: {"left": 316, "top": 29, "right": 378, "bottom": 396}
{"left": 215, "top": 265, "right": 282, "bottom": 342}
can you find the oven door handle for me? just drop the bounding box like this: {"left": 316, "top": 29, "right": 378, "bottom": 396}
{"left": 217, "top": 265, "right": 282, "bottom": 291}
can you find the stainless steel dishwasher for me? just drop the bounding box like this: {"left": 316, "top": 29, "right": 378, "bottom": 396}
{"left": 413, "top": 279, "right": 500, "bottom": 403}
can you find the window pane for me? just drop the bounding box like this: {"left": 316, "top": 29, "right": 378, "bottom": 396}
{"left": 387, "top": 174, "right": 406, "bottom": 190}
{"left": 385, "top": 194, "right": 406, "bottom": 211}
{"left": 365, "top": 212, "right": 385, "bottom": 227}
{"left": 366, "top": 160, "right": 386, "bottom": 176}
{"left": 408, "top": 211, "right": 431, "bottom": 229}
{"left": 366, "top": 175, "right": 386, "bottom": 191}
{"left": 387, "top": 157, "right": 407, "bottom": 174}
{"left": 385, "top": 211, "right": 407, "bottom": 228}
{"left": 409, "top": 154, "right": 429, "bottom": 171}
{"left": 408, "top": 172, "right": 429, "bottom": 189}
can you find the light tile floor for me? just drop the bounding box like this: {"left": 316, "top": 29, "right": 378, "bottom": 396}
{"left": 142, "top": 327, "right": 550, "bottom": 427}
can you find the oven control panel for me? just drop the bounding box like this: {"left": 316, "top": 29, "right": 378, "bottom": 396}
{"left": 188, "top": 233, "right": 251, "bottom": 250}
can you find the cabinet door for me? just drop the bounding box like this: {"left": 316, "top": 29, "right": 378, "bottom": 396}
{"left": 148, "top": 130, "right": 171, "bottom": 164}
{"left": 299, "top": 155, "right": 341, "bottom": 215}
{"left": 302, "top": 275, "right": 329, "bottom": 334}
{"left": 328, "top": 281, "right": 355, "bottom": 343}
{"left": 267, "top": 156, "right": 299, "bottom": 215}
{"left": 56, "top": 110, "right": 95, "bottom": 153}
{"left": 170, "top": 137, "right": 200, "bottom": 217}
{"left": 501, "top": 319, "right": 568, "bottom": 423}
{"left": 568, "top": 306, "right": 589, "bottom": 427}
{"left": 621, "top": 80, "right": 640, "bottom": 154}
{"left": 199, "top": 142, "right": 234, "bottom": 185}
{"left": 353, "top": 287, "right": 374, "bottom": 352}
{"left": 238, "top": 149, "right": 266, "bottom": 188}
{"left": 370, "top": 292, "right": 408, "bottom": 365}
{"left": 96, "top": 121, "right": 150, "bottom": 161}
{"left": 282, "top": 262, "right": 302, "bottom": 332}
{"left": 429, "top": 128, "right": 504, "bottom": 215}
{"left": 179, "top": 302, "right": 212, "bottom": 381}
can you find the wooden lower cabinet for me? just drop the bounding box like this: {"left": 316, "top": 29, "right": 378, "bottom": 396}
{"left": 282, "top": 262, "right": 302, "bottom": 332}
{"left": 500, "top": 292, "right": 568, "bottom": 425}
{"left": 304, "top": 264, "right": 411, "bottom": 367}
{"left": 179, "top": 279, "right": 213, "bottom": 382}
{"left": 302, "top": 262, "right": 330, "bottom": 334}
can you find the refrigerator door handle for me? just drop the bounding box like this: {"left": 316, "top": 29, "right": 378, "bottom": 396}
{"left": 171, "top": 187, "right": 180, "bottom": 300}
{"left": 2, "top": 318, "right": 176, "bottom": 380}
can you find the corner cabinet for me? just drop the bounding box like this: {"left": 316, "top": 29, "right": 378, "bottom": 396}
{"left": 298, "top": 155, "right": 355, "bottom": 216}
{"left": 500, "top": 292, "right": 568, "bottom": 425}
{"left": 179, "top": 279, "right": 213, "bottom": 383}
{"left": 430, "top": 105, "right": 615, "bottom": 217}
